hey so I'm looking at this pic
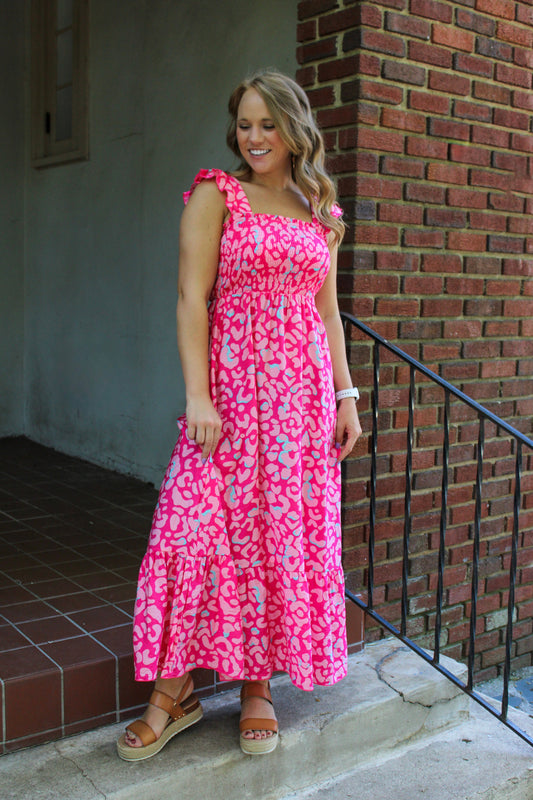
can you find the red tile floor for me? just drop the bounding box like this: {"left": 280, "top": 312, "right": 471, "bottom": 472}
{"left": 0, "top": 437, "right": 364, "bottom": 753}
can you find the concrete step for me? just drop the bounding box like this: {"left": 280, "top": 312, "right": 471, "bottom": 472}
{"left": 0, "top": 639, "right": 471, "bottom": 800}
{"left": 282, "top": 701, "right": 533, "bottom": 800}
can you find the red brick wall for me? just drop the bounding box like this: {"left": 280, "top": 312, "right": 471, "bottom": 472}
{"left": 297, "top": 0, "right": 533, "bottom": 679}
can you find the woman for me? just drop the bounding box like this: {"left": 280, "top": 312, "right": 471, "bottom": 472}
{"left": 117, "top": 69, "right": 361, "bottom": 761}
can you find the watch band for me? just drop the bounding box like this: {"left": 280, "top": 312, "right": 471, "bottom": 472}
{"left": 335, "top": 387, "right": 359, "bottom": 402}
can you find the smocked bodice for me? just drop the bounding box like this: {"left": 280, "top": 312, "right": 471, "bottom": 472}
{"left": 183, "top": 168, "right": 339, "bottom": 300}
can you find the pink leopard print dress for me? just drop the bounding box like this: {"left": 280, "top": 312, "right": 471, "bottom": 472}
{"left": 132, "top": 169, "right": 347, "bottom": 691}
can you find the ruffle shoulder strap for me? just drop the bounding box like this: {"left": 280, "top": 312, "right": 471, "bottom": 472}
{"left": 314, "top": 201, "right": 343, "bottom": 240}
{"left": 183, "top": 169, "right": 250, "bottom": 215}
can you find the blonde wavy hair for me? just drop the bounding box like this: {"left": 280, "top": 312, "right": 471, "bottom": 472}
{"left": 226, "top": 69, "right": 345, "bottom": 244}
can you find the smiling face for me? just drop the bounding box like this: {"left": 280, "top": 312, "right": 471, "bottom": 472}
{"left": 235, "top": 88, "right": 291, "bottom": 178}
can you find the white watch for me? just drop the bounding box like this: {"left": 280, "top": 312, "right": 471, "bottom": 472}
{"left": 335, "top": 387, "right": 359, "bottom": 402}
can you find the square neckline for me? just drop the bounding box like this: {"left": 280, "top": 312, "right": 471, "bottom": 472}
{"left": 228, "top": 173, "right": 315, "bottom": 226}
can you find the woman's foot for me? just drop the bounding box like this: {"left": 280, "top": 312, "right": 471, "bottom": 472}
{"left": 239, "top": 680, "right": 278, "bottom": 754}
{"left": 124, "top": 673, "right": 193, "bottom": 748}
{"left": 117, "top": 673, "right": 203, "bottom": 761}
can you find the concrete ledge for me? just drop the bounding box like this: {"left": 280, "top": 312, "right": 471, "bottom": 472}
{"left": 0, "top": 639, "right": 470, "bottom": 800}
{"left": 289, "top": 700, "right": 533, "bottom": 800}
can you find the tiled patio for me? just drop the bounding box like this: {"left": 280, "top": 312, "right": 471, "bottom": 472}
{"left": 0, "top": 437, "right": 364, "bottom": 754}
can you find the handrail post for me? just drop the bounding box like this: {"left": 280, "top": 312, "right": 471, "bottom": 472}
{"left": 468, "top": 415, "right": 484, "bottom": 691}
{"left": 401, "top": 366, "right": 415, "bottom": 637}
{"left": 434, "top": 389, "right": 450, "bottom": 664}
{"left": 368, "top": 341, "right": 380, "bottom": 611}
{"left": 501, "top": 441, "right": 522, "bottom": 721}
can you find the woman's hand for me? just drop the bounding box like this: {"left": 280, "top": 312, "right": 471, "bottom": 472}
{"left": 186, "top": 395, "right": 223, "bottom": 461}
{"left": 335, "top": 397, "right": 362, "bottom": 462}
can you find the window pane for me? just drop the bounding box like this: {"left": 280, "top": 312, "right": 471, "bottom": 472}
{"left": 56, "top": 85, "right": 73, "bottom": 141}
{"left": 57, "top": 0, "right": 73, "bottom": 30}
{"left": 56, "top": 29, "right": 73, "bottom": 87}
{"left": 32, "top": 0, "right": 89, "bottom": 165}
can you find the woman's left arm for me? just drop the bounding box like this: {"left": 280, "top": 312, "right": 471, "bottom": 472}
{"left": 315, "top": 234, "right": 362, "bottom": 461}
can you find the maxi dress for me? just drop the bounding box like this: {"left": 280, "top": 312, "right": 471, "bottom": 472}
{"left": 132, "top": 168, "right": 347, "bottom": 692}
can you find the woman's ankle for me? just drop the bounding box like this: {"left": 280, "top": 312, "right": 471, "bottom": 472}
{"left": 154, "top": 673, "right": 191, "bottom": 696}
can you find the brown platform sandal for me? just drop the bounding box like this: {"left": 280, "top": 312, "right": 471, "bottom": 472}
{"left": 117, "top": 674, "right": 203, "bottom": 761}
{"left": 239, "top": 681, "right": 279, "bottom": 755}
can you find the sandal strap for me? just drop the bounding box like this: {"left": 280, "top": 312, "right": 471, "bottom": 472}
{"left": 126, "top": 718, "right": 157, "bottom": 746}
{"left": 149, "top": 674, "right": 194, "bottom": 721}
{"left": 240, "top": 682, "right": 277, "bottom": 734}
{"left": 177, "top": 673, "right": 193, "bottom": 702}
{"left": 240, "top": 681, "right": 273, "bottom": 705}
{"left": 239, "top": 717, "right": 278, "bottom": 734}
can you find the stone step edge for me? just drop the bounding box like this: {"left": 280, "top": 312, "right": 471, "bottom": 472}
{"left": 1, "top": 639, "right": 470, "bottom": 800}
{"left": 280, "top": 699, "right": 533, "bottom": 800}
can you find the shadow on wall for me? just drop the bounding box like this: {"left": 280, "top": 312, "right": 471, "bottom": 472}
{"left": 2, "top": 0, "right": 298, "bottom": 485}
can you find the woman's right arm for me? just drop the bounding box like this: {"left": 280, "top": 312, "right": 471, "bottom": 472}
{"left": 177, "top": 180, "right": 226, "bottom": 460}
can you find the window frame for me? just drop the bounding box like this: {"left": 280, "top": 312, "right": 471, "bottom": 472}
{"left": 31, "top": 0, "right": 89, "bottom": 168}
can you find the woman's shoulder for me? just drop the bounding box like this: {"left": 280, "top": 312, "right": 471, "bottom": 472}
{"left": 183, "top": 168, "right": 242, "bottom": 205}
{"left": 183, "top": 169, "right": 251, "bottom": 218}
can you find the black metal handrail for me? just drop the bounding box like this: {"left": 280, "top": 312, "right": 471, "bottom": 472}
{"left": 341, "top": 311, "right": 533, "bottom": 749}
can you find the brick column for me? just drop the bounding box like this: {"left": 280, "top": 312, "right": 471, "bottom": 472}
{"left": 297, "top": 0, "right": 533, "bottom": 387}
{"left": 297, "top": 0, "right": 533, "bottom": 677}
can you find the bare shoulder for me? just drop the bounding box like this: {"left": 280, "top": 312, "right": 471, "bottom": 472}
{"left": 182, "top": 179, "right": 226, "bottom": 223}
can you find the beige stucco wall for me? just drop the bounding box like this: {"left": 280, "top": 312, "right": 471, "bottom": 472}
{"left": 14, "top": 0, "right": 297, "bottom": 482}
